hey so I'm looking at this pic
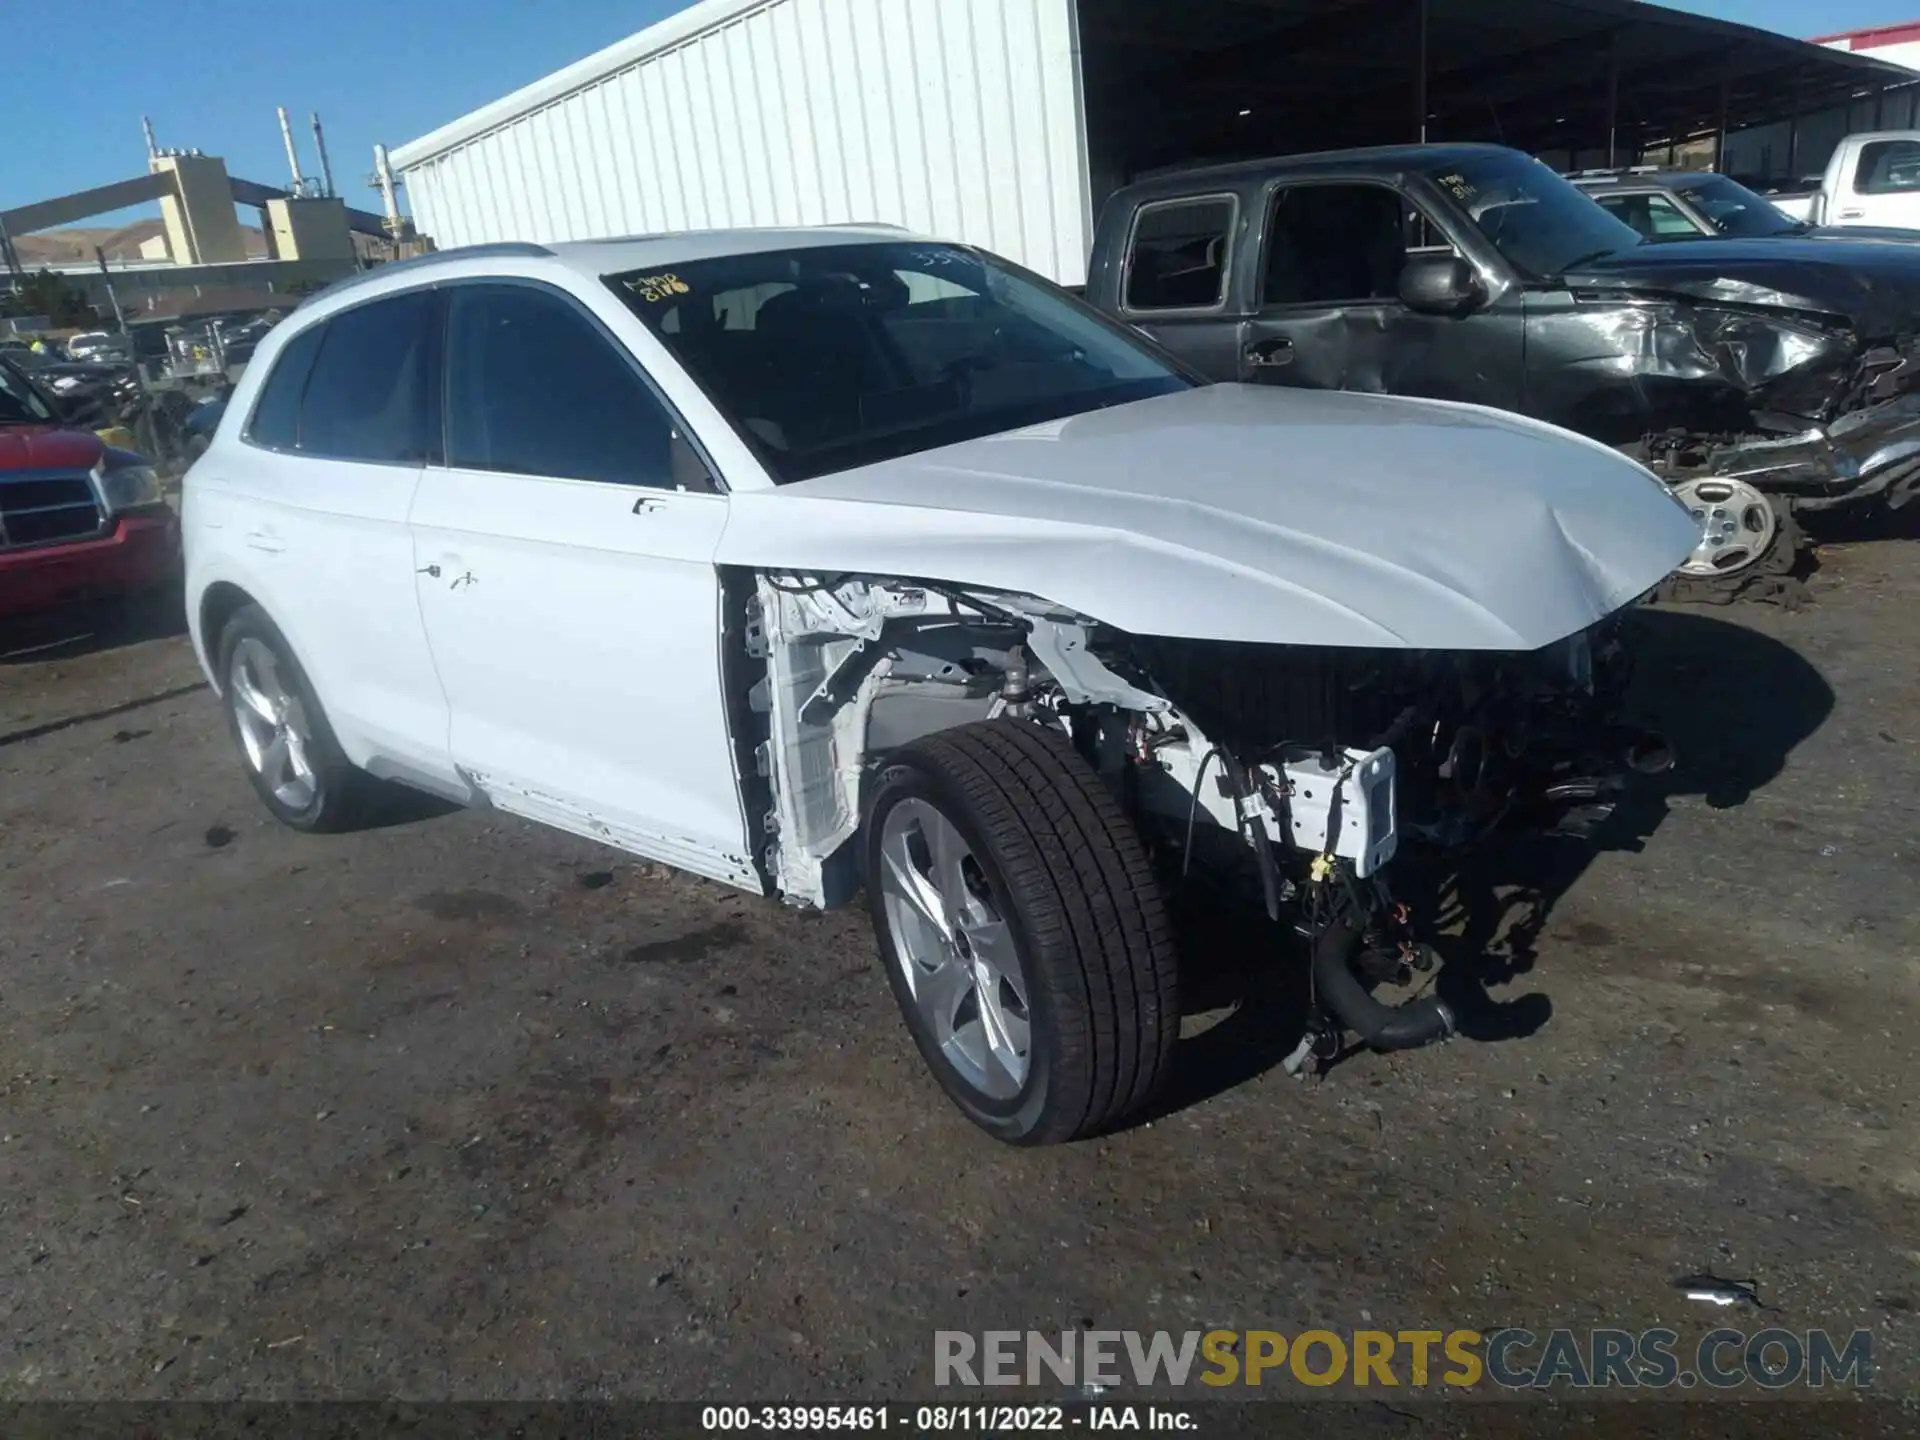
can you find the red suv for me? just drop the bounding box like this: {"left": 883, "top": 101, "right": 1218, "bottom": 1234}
{"left": 0, "top": 356, "right": 180, "bottom": 622}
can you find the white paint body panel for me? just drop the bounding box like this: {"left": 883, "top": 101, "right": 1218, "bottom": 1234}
{"left": 408, "top": 471, "right": 755, "bottom": 887}
{"left": 182, "top": 454, "right": 456, "bottom": 784}
{"left": 391, "top": 0, "right": 1093, "bottom": 285}
{"left": 1804, "top": 131, "right": 1920, "bottom": 229}
{"left": 716, "top": 384, "right": 1701, "bottom": 651}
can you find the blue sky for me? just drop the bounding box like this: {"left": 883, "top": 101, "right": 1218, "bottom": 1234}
{"left": 3, "top": 0, "right": 1917, "bottom": 225}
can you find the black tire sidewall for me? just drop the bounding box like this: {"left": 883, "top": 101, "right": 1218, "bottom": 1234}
{"left": 864, "top": 756, "right": 1062, "bottom": 1144}
{"left": 216, "top": 606, "right": 347, "bottom": 832}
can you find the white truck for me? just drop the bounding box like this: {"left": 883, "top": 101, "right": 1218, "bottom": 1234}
{"left": 1769, "top": 130, "right": 1920, "bottom": 227}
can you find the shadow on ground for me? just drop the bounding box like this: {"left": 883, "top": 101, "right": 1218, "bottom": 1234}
{"left": 1150, "top": 605, "right": 1835, "bottom": 1118}
{"left": 0, "top": 582, "right": 187, "bottom": 665}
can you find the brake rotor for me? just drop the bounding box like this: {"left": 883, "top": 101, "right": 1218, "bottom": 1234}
{"left": 1669, "top": 476, "right": 1780, "bottom": 578}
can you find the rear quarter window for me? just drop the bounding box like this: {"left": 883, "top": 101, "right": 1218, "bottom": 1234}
{"left": 1855, "top": 140, "right": 1920, "bottom": 196}
{"left": 244, "top": 324, "right": 324, "bottom": 450}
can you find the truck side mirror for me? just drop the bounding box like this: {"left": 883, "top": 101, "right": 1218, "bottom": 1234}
{"left": 1399, "top": 255, "right": 1484, "bottom": 316}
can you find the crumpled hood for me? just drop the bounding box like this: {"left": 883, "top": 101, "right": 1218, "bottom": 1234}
{"left": 0, "top": 425, "right": 103, "bottom": 473}
{"left": 1566, "top": 237, "right": 1920, "bottom": 338}
{"left": 716, "top": 384, "right": 1699, "bottom": 651}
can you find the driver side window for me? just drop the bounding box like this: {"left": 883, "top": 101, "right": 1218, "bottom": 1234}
{"left": 1262, "top": 184, "right": 1452, "bottom": 307}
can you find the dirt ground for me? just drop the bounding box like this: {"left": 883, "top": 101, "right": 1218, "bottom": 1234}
{"left": 1, "top": 529, "right": 1917, "bottom": 1407}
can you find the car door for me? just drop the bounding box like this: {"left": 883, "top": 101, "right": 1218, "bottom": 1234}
{"left": 408, "top": 279, "right": 754, "bottom": 888}
{"left": 1239, "top": 180, "right": 1524, "bottom": 409}
{"left": 1109, "top": 193, "right": 1248, "bottom": 382}
{"left": 215, "top": 288, "right": 456, "bottom": 785}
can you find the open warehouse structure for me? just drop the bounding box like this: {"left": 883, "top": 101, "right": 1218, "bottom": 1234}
{"left": 390, "top": 0, "right": 1912, "bottom": 286}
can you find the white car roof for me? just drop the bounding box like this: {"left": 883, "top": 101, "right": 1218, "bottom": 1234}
{"left": 283, "top": 225, "right": 930, "bottom": 325}
{"left": 542, "top": 225, "right": 920, "bottom": 278}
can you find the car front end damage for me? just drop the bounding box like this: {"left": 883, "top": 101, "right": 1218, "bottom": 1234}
{"left": 1566, "top": 263, "right": 1920, "bottom": 600}
{"left": 738, "top": 571, "right": 1669, "bottom": 1076}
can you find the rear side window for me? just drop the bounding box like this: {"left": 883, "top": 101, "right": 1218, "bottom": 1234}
{"left": 296, "top": 290, "right": 440, "bottom": 464}
{"left": 1856, "top": 139, "right": 1920, "bottom": 196}
{"left": 245, "top": 324, "right": 324, "bottom": 449}
{"left": 444, "top": 285, "right": 678, "bottom": 488}
{"left": 1124, "top": 197, "right": 1236, "bottom": 311}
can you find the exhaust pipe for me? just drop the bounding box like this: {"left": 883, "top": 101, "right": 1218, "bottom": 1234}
{"left": 1313, "top": 916, "right": 1454, "bottom": 1052}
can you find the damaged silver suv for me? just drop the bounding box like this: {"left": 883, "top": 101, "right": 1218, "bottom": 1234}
{"left": 182, "top": 231, "right": 1695, "bottom": 1144}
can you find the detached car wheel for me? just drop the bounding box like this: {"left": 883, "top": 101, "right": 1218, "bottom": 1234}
{"left": 217, "top": 605, "right": 374, "bottom": 832}
{"left": 864, "top": 721, "right": 1179, "bottom": 1145}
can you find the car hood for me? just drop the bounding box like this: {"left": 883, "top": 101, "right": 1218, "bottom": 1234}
{"left": 1564, "top": 237, "right": 1920, "bottom": 337}
{"left": 715, "top": 384, "right": 1698, "bottom": 651}
{"left": 1803, "top": 224, "right": 1920, "bottom": 244}
{"left": 0, "top": 425, "right": 104, "bottom": 473}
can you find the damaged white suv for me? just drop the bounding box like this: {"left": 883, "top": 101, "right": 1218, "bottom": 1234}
{"left": 183, "top": 230, "right": 1696, "bottom": 1145}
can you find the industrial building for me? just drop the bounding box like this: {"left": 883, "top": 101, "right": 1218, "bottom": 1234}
{"left": 1711, "top": 20, "right": 1920, "bottom": 183}
{"left": 0, "top": 114, "right": 415, "bottom": 322}
{"left": 390, "top": 0, "right": 1913, "bottom": 287}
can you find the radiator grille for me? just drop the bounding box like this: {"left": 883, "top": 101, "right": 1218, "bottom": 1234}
{"left": 0, "top": 472, "right": 104, "bottom": 550}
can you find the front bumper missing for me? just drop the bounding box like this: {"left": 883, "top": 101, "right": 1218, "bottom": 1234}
{"left": 1709, "top": 392, "right": 1920, "bottom": 511}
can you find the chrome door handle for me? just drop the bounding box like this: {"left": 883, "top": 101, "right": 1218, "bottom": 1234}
{"left": 1246, "top": 337, "right": 1294, "bottom": 368}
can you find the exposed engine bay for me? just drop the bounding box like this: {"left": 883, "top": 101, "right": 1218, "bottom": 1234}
{"left": 735, "top": 569, "right": 1671, "bottom": 1074}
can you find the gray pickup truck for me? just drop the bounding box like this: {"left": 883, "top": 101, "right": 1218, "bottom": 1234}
{"left": 1083, "top": 141, "right": 1920, "bottom": 601}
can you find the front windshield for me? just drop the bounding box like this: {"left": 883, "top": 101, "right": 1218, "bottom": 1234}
{"left": 1423, "top": 152, "right": 1644, "bottom": 278}
{"left": 1670, "top": 174, "right": 1798, "bottom": 238}
{"left": 610, "top": 241, "right": 1194, "bottom": 484}
{"left": 0, "top": 359, "right": 57, "bottom": 425}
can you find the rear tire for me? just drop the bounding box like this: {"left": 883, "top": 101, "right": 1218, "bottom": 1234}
{"left": 216, "top": 604, "right": 376, "bottom": 833}
{"left": 864, "top": 720, "right": 1179, "bottom": 1145}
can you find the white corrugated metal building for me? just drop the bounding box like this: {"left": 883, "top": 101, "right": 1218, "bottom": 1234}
{"left": 390, "top": 0, "right": 1910, "bottom": 286}
{"left": 391, "top": 0, "right": 1092, "bottom": 282}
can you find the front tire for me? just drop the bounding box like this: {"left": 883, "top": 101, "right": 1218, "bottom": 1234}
{"left": 864, "top": 721, "right": 1178, "bottom": 1145}
{"left": 217, "top": 604, "right": 374, "bottom": 832}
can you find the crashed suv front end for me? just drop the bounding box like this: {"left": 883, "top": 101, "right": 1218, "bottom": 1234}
{"left": 1558, "top": 246, "right": 1920, "bottom": 597}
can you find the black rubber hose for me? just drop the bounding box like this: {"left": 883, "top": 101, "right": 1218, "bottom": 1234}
{"left": 1313, "top": 915, "right": 1455, "bottom": 1052}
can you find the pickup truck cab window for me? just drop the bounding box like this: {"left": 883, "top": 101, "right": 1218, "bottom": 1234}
{"left": 612, "top": 241, "right": 1191, "bottom": 485}
{"left": 444, "top": 284, "right": 681, "bottom": 489}
{"left": 1855, "top": 139, "right": 1920, "bottom": 196}
{"left": 1122, "top": 196, "right": 1236, "bottom": 312}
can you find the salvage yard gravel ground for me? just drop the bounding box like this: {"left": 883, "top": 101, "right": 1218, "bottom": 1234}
{"left": 0, "top": 528, "right": 1917, "bottom": 1399}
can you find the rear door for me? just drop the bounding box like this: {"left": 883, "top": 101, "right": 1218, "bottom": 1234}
{"left": 1108, "top": 194, "right": 1247, "bottom": 382}
{"left": 408, "top": 279, "right": 754, "bottom": 887}
{"left": 1239, "top": 180, "right": 1524, "bottom": 410}
{"left": 216, "top": 289, "right": 455, "bottom": 783}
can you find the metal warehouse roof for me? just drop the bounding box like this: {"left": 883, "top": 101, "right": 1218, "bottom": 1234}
{"left": 394, "top": 0, "right": 1918, "bottom": 174}
{"left": 1076, "top": 0, "right": 1920, "bottom": 169}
